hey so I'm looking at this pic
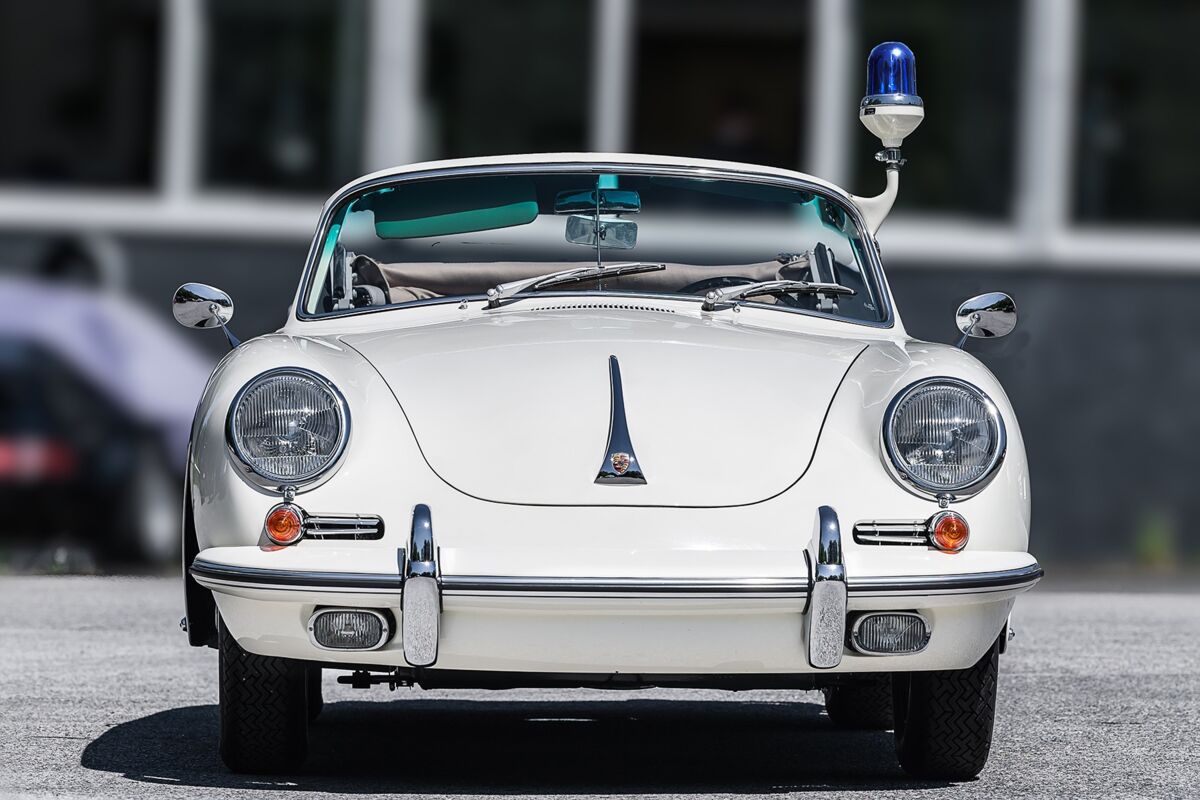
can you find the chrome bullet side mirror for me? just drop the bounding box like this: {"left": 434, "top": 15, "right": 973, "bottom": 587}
{"left": 172, "top": 282, "right": 240, "bottom": 348}
{"left": 955, "top": 292, "right": 1017, "bottom": 349}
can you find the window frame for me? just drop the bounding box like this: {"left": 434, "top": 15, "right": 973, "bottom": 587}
{"left": 291, "top": 160, "right": 897, "bottom": 329}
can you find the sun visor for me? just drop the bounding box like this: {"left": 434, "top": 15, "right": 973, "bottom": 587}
{"left": 355, "top": 177, "right": 539, "bottom": 239}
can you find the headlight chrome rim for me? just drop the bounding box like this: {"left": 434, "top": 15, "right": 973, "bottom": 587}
{"left": 883, "top": 377, "right": 1006, "bottom": 497}
{"left": 226, "top": 367, "right": 351, "bottom": 490}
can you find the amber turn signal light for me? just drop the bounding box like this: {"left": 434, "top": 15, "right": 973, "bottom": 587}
{"left": 929, "top": 511, "right": 969, "bottom": 552}
{"left": 265, "top": 504, "right": 304, "bottom": 546}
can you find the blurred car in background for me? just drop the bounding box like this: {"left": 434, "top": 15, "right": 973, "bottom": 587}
{"left": 0, "top": 245, "right": 214, "bottom": 566}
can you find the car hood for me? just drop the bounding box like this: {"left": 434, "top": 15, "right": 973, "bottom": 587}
{"left": 342, "top": 307, "right": 867, "bottom": 507}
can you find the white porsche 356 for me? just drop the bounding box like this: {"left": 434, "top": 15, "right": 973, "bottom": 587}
{"left": 176, "top": 43, "right": 1039, "bottom": 779}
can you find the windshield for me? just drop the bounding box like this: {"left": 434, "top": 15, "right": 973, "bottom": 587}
{"left": 302, "top": 169, "right": 887, "bottom": 323}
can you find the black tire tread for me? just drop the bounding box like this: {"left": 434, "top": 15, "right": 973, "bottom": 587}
{"left": 218, "top": 620, "right": 308, "bottom": 773}
{"left": 823, "top": 677, "right": 894, "bottom": 730}
{"left": 894, "top": 639, "right": 999, "bottom": 780}
{"left": 307, "top": 666, "right": 323, "bottom": 722}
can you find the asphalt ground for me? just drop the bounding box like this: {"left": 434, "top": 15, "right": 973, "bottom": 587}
{"left": 0, "top": 577, "right": 1197, "bottom": 799}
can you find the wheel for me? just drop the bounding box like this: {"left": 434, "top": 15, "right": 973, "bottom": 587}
{"left": 218, "top": 619, "right": 308, "bottom": 773}
{"left": 893, "top": 638, "right": 1000, "bottom": 780}
{"left": 119, "top": 442, "right": 181, "bottom": 564}
{"left": 306, "top": 666, "right": 324, "bottom": 722}
{"left": 823, "top": 676, "right": 894, "bottom": 730}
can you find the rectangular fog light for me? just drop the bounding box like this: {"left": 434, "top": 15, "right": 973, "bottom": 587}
{"left": 308, "top": 608, "right": 390, "bottom": 651}
{"left": 850, "top": 612, "right": 930, "bottom": 655}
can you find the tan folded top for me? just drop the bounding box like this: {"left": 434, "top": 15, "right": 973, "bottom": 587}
{"left": 352, "top": 255, "right": 811, "bottom": 301}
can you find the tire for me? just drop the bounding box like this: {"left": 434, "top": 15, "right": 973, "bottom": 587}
{"left": 893, "top": 638, "right": 1000, "bottom": 780}
{"left": 218, "top": 619, "right": 308, "bottom": 773}
{"left": 306, "top": 666, "right": 324, "bottom": 722}
{"left": 823, "top": 676, "right": 894, "bottom": 730}
{"left": 120, "top": 442, "right": 182, "bottom": 564}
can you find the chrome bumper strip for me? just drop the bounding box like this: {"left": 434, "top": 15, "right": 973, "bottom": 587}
{"left": 847, "top": 563, "right": 1044, "bottom": 596}
{"left": 440, "top": 575, "right": 809, "bottom": 596}
{"left": 189, "top": 561, "right": 809, "bottom": 597}
{"left": 190, "top": 560, "right": 1041, "bottom": 598}
{"left": 190, "top": 560, "right": 403, "bottom": 591}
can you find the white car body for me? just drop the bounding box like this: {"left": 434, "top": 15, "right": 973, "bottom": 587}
{"left": 185, "top": 153, "right": 1039, "bottom": 685}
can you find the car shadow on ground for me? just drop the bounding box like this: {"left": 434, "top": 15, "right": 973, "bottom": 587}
{"left": 81, "top": 697, "right": 951, "bottom": 794}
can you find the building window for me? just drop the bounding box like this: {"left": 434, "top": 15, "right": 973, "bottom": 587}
{"left": 855, "top": 1, "right": 1021, "bottom": 219}
{"left": 1075, "top": 2, "right": 1196, "bottom": 224}
{"left": 203, "top": 0, "right": 366, "bottom": 193}
{"left": 633, "top": 0, "right": 810, "bottom": 171}
{"left": 0, "top": 0, "right": 161, "bottom": 187}
{"left": 425, "top": 0, "right": 593, "bottom": 159}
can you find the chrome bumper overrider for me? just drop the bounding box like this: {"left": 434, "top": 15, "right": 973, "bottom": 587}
{"left": 401, "top": 504, "right": 439, "bottom": 666}
{"left": 190, "top": 505, "right": 1043, "bottom": 670}
{"left": 808, "top": 505, "right": 847, "bottom": 668}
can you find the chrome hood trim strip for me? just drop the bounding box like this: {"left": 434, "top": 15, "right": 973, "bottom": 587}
{"left": 594, "top": 355, "right": 647, "bottom": 485}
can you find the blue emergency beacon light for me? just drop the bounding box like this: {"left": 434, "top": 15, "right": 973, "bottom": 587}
{"left": 859, "top": 42, "right": 924, "bottom": 167}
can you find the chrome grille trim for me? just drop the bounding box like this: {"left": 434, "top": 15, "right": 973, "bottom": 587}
{"left": 303, "top": 513, "right": 384, "bottom": 540}
{"left": 530, "top": 302, "right": 676, "bottom": 314}
{"left": 853, "top": 520, "right": 929, "bottom": 546}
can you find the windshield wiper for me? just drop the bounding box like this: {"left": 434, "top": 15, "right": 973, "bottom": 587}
{"left": 700, "top": 279, "right": 855, "bottom": 311}
{"left": 486, "top": 263, "right": 666, "bottom": 308}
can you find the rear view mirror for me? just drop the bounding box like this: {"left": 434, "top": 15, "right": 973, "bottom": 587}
{"left": 554, "top": 188, "right": 641, "bottom": 215}
{"left": 955, "top": 292, "right": 1017, "bottom": 348}
{"left": 565, "top": 215, "right": 637, "bottom": 250}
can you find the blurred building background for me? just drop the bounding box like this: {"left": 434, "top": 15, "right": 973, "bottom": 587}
{"left": 0, "top": 0, "right": 1195, "bottom": 574}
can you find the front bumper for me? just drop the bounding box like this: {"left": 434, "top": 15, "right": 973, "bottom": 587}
{"left": 191, "top": 506, "right": 1041, "bottom": 677}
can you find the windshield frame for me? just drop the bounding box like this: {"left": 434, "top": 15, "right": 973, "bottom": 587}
{"left": 293, "top": 161, "right": 895, "bottom": 329}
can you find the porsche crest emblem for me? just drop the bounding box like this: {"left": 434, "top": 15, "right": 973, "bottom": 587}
{"left": 610, "top": 452, "right": 632, "bottom": 475}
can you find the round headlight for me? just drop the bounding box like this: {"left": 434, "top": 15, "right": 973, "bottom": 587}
{"left": 883, "top": 378, "right": 1005, "bottom": 495}
{"left": 228, "top": 368, "right": 349, "bottom": 486}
